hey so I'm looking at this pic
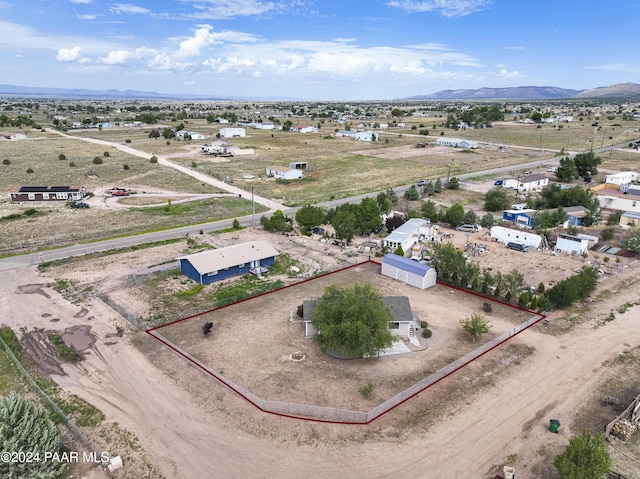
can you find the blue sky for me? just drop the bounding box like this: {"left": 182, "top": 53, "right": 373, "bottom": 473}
{"left": 1, "top": 0, "right": 639, "bottom": 100}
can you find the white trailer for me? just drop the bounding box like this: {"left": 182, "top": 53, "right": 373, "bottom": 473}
{"left": 489, "top": 226, "right": 544, "bottom": 249}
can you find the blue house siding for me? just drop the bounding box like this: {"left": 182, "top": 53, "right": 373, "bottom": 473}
{"left": 180, "top": 255, "right": 276, "bottom": 285}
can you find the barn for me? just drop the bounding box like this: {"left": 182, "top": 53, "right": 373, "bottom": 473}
{"left": 381, "top": 254, "right": 437, "bottom": 290}
{"left": 177, "top": 240, "right": 279, "bottom": 285}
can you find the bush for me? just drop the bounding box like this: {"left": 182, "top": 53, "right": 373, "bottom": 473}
{"left": 422, "top": 328, "right": 432, "bottom": 338}
{"left": 123, "top": 164, "right": 129, "bottom": 170}
{"left": 125, "top": 139, "right": 131, "bottom": 143}
{"left": 232, "top": 218, "right": 241, "bottom": 229}
{"left": 103, "top": 151, "right": 110, "bottom": 157}
{"left": 2, "top": 159, "right": 10, "bottom": 165}
{"left": 296, "top": 304, "right": 304, "bottom": 318}
{"left": 482, "top": 302, "right": 493, "bottom": 313}
{"left": 58, "top": 153, "right": 66, "bottom": 161}
{"left": 26, "top": 168, "right": 34, "bottom": 173}
{"left": 359, "top": 382, "right": 374, "bottom": 399}
{"left": 69, "top": 161, "right": 76, "bottom": 167}
{"left": 150, "top": 155, "right": 158, "bottom": 163}
{"left": 92, "top": 157, "right": 103, "bottom": 164}
{"left": 420, "top": 320, "right": 428, "bottom": 328}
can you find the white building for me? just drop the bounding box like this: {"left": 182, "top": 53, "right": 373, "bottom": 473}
{"left": 381, "top": 254, "right": 437, "bottom": 290}
{"left": 383, "top": 218, "right": 431, "bottom": 253}
{"left": 219, "top": 127, "right": 246, "bottom": 138}
{"left": 265, "top": 166, "right": 304, "bottom": 180}
{"left": 489, "top": 226, "right": 544, "bottom": 249}
{"left": 436, "top": 137, "right": 478, "bottom": 149}
{"left": 517, "top": 174, "right": 549, "bottom": 192}
{"left": 253, "top": 122, "right": 275, "bottom": 130}
{"left": 604, "top": 172, "right": 638, "bottom": 186}
{"left": 176, "top": 130, "right": 205, "bottom": 140}
{"left": 596, "top": 189, "right": 640, "bottom": 214}
{"left": 555, "top": 233, "right": 590, "bottom": 256}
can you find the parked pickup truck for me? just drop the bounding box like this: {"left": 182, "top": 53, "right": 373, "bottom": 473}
{"left": 107, "top": 187, "right": 131, "bottom": 196}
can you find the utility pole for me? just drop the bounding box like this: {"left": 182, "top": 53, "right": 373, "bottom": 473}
{"left": 251, "top": 185, "right": 255, "bottom": 228}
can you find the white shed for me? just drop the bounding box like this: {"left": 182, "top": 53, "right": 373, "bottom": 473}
{"left": 555, "top": 233, "right": 589, "bottom": 255}
{"left": 381, "top": 254, "right": 437, "bottom": 290}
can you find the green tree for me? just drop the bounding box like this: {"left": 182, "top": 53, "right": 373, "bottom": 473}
{"left": 356, "top": 197, "right": 382, "bottom": 234}
{"left": 480, "top": 212, "right": 495, "bottom": 228}
{"left": 434, "top": 178, "right": 443, "bottom": 193}
{"left": 430, "top": 242, "right": 467, "bottom": 285}
{"left": 460, "top": 313, "right": 491, "bottom": 342}
{"left": 295, "top": 205, "right": 326, "bottom": 230}
{"left": 0, "top": 392, "right": 64, "bottom": 479}
{"left": 556, "top": 156, "right": 579, "bottom": 182}
{"left": 376, "top": 192, "right": 393, "bottom": 214}
{"left": 260, "top": 210, "right": 293, "bottom": 233}
{"left": 331, "top": 207, "right": 357, "bottom": 242}
{"left": 394, "top": 245, "right": 405, "bottom": 256}
{"left": 424, "top": 181, "right": 435, "bottom": 196}
{"left": 312, "top": 283, "right": 395, "bottom": 358}
{"left": 446, "top": 176, "right": 460, "bottom": 190}
{"left": 463, "top": 210, "right": 477, "bottom": 225}
{"left": 485, "top": 187, "right": 511, "bottom": 212}
{"left": 148, "top": 128, "right": 160, "bottom": 139}
{"left": 554, "top": 430, "right": 611, "bottom": 479}
{"left": 573, "top": 151, "right": 602, "bottom": 178}
{"left": 404, "top": 185, "right": 420, "bottom": 201}
{"left": 626, "top": 229, "right": 640, "bottom": 253}
{"left": 421, "top": 200, "right": 438, "bottom": 222}
{"left": 444, "top": 203, "right": 465, "bottom": 227}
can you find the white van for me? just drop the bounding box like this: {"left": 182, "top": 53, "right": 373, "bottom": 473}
{"left": 456, "top": 224, "right": 482, "bottom": 232}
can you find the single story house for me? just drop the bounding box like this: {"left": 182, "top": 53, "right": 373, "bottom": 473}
{"left": 176, "top": 130, "right": 205, "bottom": 140}
{"left": 555, "top": 233, "right": 590, "bottom": 256}
{"left": 502, "top": 209, "right": 536, "bottom": 228}
{"left": 290, "top": 125, "right": 317, "bottom": 133}
{"left": 177, "top": 240, "right": 279, "bottom": 285}
{"left": 303, "top": 295, "right": 419, "bottom": 341}
{"left": 335, "top": 130, "right": 377, "bottom": 141}
{"left": 501, "top": 178, "right": 520, "bottom": 189}
{"left": 517, "top": 174, "right": 549, "bottom": 192}
{"left": 266, "top": 166, "right": 304, "bottom": 180}
{"left": 335, "top": 130, "right": 357, "bottom": 139}
{"left": 219, "top": 127, "right": 246, "bottom": 138}
{"left": 381, "top": 254, "right": 437, "bottom": 290}
{"left": 595, "top": 188, "right": 640, "bottom": 214}
{"left": 619, "top": 211, "right": 640, "bottom": 227}
{"left": 10, "top": 186, "right": 86, "bottom": 202}
{"left": 490, "top": 226, "right": 544, "bottom": 249}
{"left": 253, "top": 122, "right": 275, "bottom": 130}
{"left": 605, "top": 172, "right": 637, "bottom": 186}
{"left": 435, "top": 137, "right": 478, "bottom": 149}
{"left": 383, "top": 218, "right": 432, "bottom": 253}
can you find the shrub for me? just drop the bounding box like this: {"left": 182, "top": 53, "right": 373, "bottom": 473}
{"left": 2, "top": 159, "right": 10, "bottom": 165}
{"left": 58, "top": 153, "right": 66, "bottom": 161}
{"left": 150, "top": 155, "right": 158, "bottom": 163}
{"left": 125, "top": 139, "right": 131, "bottom": 143}
{"left": 482, "top": 302, "right": 493, "bottom": 313}
{"left": 296, "top": 304, "right": 304, "bottom": 318}
{"left": 420, "top": 320, "right": 428, "bottom": 328}
{"left": 24, "top": 208, "right": 38, "bottom": 216}
{"left": 92, "top": 157, "right": 103, "bottom": 164}
{"left": 103, "top": 151, "right": 110, "bottom": 157}
{"left": 232, "top": 218, "right": 241, "bottom": 229}
{"left": 422, "top": 328, "right": 433, "bottom": 338}
{"left": 26, "top": 168, "right": 34, "bottom": 173}
{"left": 69, "top": 161, "right": 76, "bottom": 167}
{"left": 191, "top": 161, "right": 197, "bottom": 168}
{"left": 359, "top": 382, "right": 374, "bottom": 399}
{"left": 123, "top": 164, "right": 129, "bottom": 170}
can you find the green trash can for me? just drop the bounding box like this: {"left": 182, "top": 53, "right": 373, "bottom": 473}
{"left": 550, "top": 419, "right": 560, "bottom": 433}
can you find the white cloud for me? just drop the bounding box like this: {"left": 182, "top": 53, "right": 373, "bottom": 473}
{"left": 586, "top": 63, "right": 640, "bottom": 74}
{"left": 109, "top": 3, "right": 151, "bottom": 15}
{"left": 76, "top": 14, "right": 98, "bottom": 20}
{"left": 69, "top": 0, "right": 92, "bottom": 4}
{"left": 504, "top": 46, "right": 525, "bottom": 51}
{"left": 386, "top": 0, "right": 492, "bottom": 17}
{"left": 498, "top": 68, "right": 521, "bottom": 78}
{"left": 56, "top": 46, "right": 83, "bottom": 62}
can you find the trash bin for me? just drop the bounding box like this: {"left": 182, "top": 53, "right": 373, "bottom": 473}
{"left": 549, "top": 419, "right": 560, "bottom": 433}
{"left": 503, "top": 465, "right": 515, "bottom": 479}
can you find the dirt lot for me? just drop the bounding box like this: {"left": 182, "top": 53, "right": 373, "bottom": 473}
{"left": 2, "top": 227, "right": 640, "bottom": 478}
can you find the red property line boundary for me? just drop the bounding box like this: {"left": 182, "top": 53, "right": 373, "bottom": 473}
{"left": 147, "top": 259, "right": 546, "bottom": 424}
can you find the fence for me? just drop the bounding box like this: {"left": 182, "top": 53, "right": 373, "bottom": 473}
{"left": 149, "top": 309, "right": 545, "bottom": 424}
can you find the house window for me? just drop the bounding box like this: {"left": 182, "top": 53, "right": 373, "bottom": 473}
{"left": 633, "top": 201, "right": 637, "bottom": 207}
{"left": 56, "top": 192, "right": 67, "bottom": 199}
{"left": 390, "top": 322, "right": 400, "bottom": 330}
{"left": 238, "top": 263, "right": 245, "bottom": 268}
{"left": 207, "top": 270, "right": 218, "bottom": 276}
{"left": 28, "top": 193, "right": 35, "bottom": 200}
{"left": 42, "top": 193, "right": 49, "bottom": 199}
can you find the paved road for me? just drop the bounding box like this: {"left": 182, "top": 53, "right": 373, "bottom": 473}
{"left": 2, "top": 132, "right": 636, "bottom": 272}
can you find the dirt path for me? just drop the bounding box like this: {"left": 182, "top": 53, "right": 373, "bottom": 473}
{"left": 46, "top": 129, "right": 284, "bottom": 210}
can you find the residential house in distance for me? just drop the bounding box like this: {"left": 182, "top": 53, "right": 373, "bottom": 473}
{"left": 177, "top": 240, "right": 279, "bottom": 285}
{"left": 10, "top": 186, "right": 86, "bottom": 202}
{"left": 266, "top": 165, "right": 304, "bottom": 180}
{"left": 383, "top": 218, "right": 432, "bottom": 254}
{"left": 435, "top": 137, "right": 478, "bottom": 149}
{"left": 176, "top": 130, "right": 205, "bottom": 140}
{"left": 335, "top": 130, "right": 377, "bottom": 141}
{"left": 593, "top": 184, "right": 640, "bottom": 214}
{"left": 517, "top": 174, "right": 549, "bottom": 192}
{"left": 219, "top": 127, "right": 246, "bottom": 138}
{"left": 555, "top": 233, "right": 590, "bottom": 256}
{"left": 604, "top": 171, "right": 637, "bottom": 186}
{"left": 619, "top": 211, "right": 640, "bottom": 227}
{"left": 290, "top": 125, "right": 317, "bottom": 133}
{"left": 502, "top": 208, "right": 537, "bottom": 228}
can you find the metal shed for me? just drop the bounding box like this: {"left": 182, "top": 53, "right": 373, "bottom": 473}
{"left": 381, "top": 254, "right": 437, "bottom": 290}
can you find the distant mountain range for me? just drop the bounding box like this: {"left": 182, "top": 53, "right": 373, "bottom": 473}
{"left": 405, "top": 82, "right": 640, "bottom": 100}
{"left": 0, "top": 84, "right": 235, "bottom": 100}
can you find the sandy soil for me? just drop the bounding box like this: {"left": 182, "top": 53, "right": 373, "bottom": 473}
{"left": 1, "top": 228, "right": 639, "bottom": 478}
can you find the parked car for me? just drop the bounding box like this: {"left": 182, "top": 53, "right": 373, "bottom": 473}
{"left": 417, "top": 179, "right": 430, "bottom": 187}
{"left": 456, "top": 224, "right": 482, "bottom": 233}
{"left": 71, "top": 202, "right": 89, "bottom": 209}
{"left": 506, "top": 242, "right": 529, "bottom": 252}
{"left": 547, "top": 166, "right": 557, "bottom": 173}
{"left": 311, "top": 227, "right": 325, "bottom": 235}
{"left": 494, "top": 180, "right": 503, "bottom": 186}
{"left": 106, "top": 187, "right": 131, "bottom": 196}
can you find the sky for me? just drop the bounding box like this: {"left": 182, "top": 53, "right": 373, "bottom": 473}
{"left": 1, "top": 0, "right": 639, "bottom": 100}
